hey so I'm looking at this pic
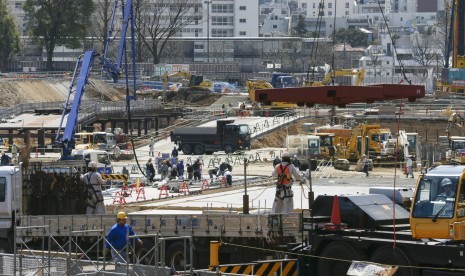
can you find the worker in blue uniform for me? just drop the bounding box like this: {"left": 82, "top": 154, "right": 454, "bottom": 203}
{"left": 105, "top": 212, "right": 143, "bottom": 268}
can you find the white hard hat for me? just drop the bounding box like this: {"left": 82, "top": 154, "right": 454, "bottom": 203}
{"left": 88, "top": 161, "right": 97, "bottom": 168}
{"left": 441, "top": 178, "right": 452, "bottom": 187}
{"left": 282, "top": 152, "right": 290, "bottom": 158}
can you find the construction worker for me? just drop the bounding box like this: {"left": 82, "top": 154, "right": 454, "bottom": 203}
{"left": 105, "top": 212, "right": 143, "bottom": 268}
{"left": 271, "top": 152, "right": 304, "bottom": 214}
{"left": 291, "top": 155, "right": 301, "bottom": 170}
{"left": 437, "top": 178, "right": 456, "bottom": 199}
{"left": 148, "top": 138, "right": 155, "bottom": 157}
{"left": 406, "top": 155, "right": 414, "bottom": 178}
{"left": 81, "top": 162, "right": 106, "bottom": 214}
{"left": 362, "top": 154, "right": 369, "bottom": 177}
{"left": 146, "top": 158, "right": 156, "bottom": 183}
{"left": 171, "top": 146, "right": 179, "bottom": 158}
{"left": 0, "top": 152, "right": 11, "bottom": 166}
{"left": 224, "top": 168, "right": 232, "bottom": 187}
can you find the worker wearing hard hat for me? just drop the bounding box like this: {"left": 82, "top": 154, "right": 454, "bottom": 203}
{"left": 437, "top": 178, "right": 456, "bottom": 199}
{"left": 105, "top": 212, "right": 143, "bottom": 267}
{"left": 81, "top": 161, "right": 106, "bottom": 214}
{"left": 271, "top": 152, "right": 305, "bottom": 214}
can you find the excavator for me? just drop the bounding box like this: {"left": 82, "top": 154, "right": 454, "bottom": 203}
{"left": 335, "top": 123, "right": 392, "bottom": 162}
{"left": 304, "top": 68, "right": 365, "bottom": 87}
{"left": 245, "top": 79, "right": 297, "bottom": 115}
{"left": 162, "top": 71, "right": 212, "bottom": 91}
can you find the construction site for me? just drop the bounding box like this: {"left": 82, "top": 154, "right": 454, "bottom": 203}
{"left": 4, "top": 0, "right": 465, "bottom": 275}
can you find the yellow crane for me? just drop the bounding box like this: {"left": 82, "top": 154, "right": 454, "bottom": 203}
{"left": 245, "top": 79, "right": 297, "bottom": 109}
{"left": 304, "top": 68, "right": 365, "bottom": 87}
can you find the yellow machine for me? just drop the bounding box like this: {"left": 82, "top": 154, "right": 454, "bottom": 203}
{"left": 245, "top": 79, "right": 297, "bottom": 109}
{"left": 163, "top": 71, "right": 212, "bottom": 91}
{"left": 410, "top": 165, "right": 465, "bottom": 240}
{"left": 303, "top": 68, "right": 365, "bottom": 87}
{"left": 337, "top": 123, "right": 392, "bottom": 161}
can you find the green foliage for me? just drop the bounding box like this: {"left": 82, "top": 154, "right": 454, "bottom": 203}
{"left": 332, "top": 28, "right": 368, "bottom": 47}
{"left": 0, "top": 0, "right": 21, "bottom": 70}
{"left": 294, "top": 15, "right": 307, "bottom": 37}
{"left": 23, "top": 0, "right": 94, "bottom": 70}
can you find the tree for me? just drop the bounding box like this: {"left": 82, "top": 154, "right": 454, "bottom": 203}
{"left": 332, "top": 28, "right": 368, "bottom": 47}
{"left": 135, "top": 0, "right": 201, "bottom": 64}
{"left": 294, "top": 14, "right": 307, "bottom": 37}
{"left": 409, "top": 32, "right": 437, "bottom": 78}
{"left": 89, "top": 0, "right": 113, "bottom": 52}
{"left": 23, "top": 0, "right": 94, "bottom": 70}
{"left": 0, "top": 0, "right": 21, "bottom": 70}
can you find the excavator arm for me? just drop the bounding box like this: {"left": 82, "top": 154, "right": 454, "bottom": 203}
{"left": 446, "top": 112, "right": 465, "bottom": 139}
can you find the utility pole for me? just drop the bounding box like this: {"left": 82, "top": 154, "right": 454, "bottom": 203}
{"left": 204, "top": 1, "right": 212, "bottom": 63}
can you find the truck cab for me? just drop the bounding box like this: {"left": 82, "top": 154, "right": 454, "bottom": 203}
{"left": 0, "top": 165, "right": 21, "bottom": 236}
{"left": 410, "top": 165, "right": 465, "bottom": 239}
{"left": 271, "top": 73, "right": 298, "bottom": 88}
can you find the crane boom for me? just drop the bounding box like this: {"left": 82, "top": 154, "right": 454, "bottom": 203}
{"left": 56, "top": 50, "right": 99, "bottom": 159}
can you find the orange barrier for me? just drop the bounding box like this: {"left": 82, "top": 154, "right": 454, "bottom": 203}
{"left": 112, "top": 191, "right": 127, "bottom": 205}
{"left": 201, "top": 179, "right": 210, "bottom": 191}
{"left": 180, "top": 181, "right": 190, "bottom": 195}
{"left": 158, "top": 185, "right": 169, "bottom": 199}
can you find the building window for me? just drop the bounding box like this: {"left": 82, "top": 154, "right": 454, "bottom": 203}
{"left": 313, "top": 3, "right": 315, "bottom": 8}
{"left": 328, "top": 11, "right": 332, "bottom": 16}
{"left": 212, "top": 4, "right": 233, "bottom": 13}
{"left": 345, "top": 2, "right": 349, "bottom": 8}
{"left": 239, "top": 31, "right": 246, "bottom": 36}
{"left": 239, "top": 18, "right": 246, "bottom": 23}
{"left": 400, "top": 17, "right": 403, "bottom": 21}
{"left": 302, "top": 3, "right": 307, "bottom": 8}
{"left": 212, "top": 16, "right": 234, "bottom": 26}
{"left": 273, "top": 25, "right": 277, "bottom": 29}
{"left": 194, "top": 44, "right": 204, "bottom": 49}
{"left": 328, "top": 2, "right": 332, "bottom": 8}
{"left": 387, "top": 61, "right": 390, "bottom": 64}
{"left": 212, "top": 29, "right": 233, "bottom": 37}
{"left": 345, "top": 11, "right": 349, "bottom": 15}
{"left": 239, "top": 6, "right": 246, "bottom": 11}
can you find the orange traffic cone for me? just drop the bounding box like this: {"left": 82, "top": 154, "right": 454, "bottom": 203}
{"left": 323, "top": 195, "right": 347, "bottom": 231}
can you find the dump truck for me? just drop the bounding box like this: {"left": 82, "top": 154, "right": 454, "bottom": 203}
{"left": 170, "top": 119, "right": 251, "bottom": 154}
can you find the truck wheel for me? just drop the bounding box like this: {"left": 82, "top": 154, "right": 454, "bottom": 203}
{"left": 370, "top": 246, "right": 417, "bottom": 276}
{"left": 194, "top": 144, "right": 205, "bottom": 155}
{"left": 136, "top": 239, "right": 155, "bottom": 265}
{"left": 166, "top": 242, "right": 190, "bottom": 272}
{"left": 181, "top": 144, "right": 192, "bottom": 155}
{"left": 317, "top": 241, "right": 367, "bottom": 276}
{"left": 224, "top": 144, "right": 234, "bottom": 154}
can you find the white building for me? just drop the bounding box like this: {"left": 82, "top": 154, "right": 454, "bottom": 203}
{"left": 297, "top": 0, "right": 357, "bottom": 18}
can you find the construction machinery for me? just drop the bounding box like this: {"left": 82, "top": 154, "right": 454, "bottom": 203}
{"left": 436, "top": 1, "right": 465, "bottom": 94}
{"left": 286, "top": 134, "right": 325, "bottom": 170}
{"left": 246, "top": 79, "right": 297, "bottom": 113}
{"left": 304, "top": 68, "right": 365, "bottom": 87}
{"left": 162, "top": 70, "right": 212, "bottom": 91}
{"left": 170, "top": 119, "right": 251, "bottom": 155}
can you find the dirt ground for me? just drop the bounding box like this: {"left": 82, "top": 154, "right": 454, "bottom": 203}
{"left": 0, "top": 79, "right": 125, "bottom": 108}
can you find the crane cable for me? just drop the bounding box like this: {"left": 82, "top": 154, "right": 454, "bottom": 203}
{"left": 377, "top": 0, "right": 411, "bottom": 84}
{"left": 305, "top": 0, "right": 326, "bottom": 84}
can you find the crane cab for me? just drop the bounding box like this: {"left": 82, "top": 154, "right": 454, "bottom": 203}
{"left": 410, "top": 165, "right": 465, "bottom": 240}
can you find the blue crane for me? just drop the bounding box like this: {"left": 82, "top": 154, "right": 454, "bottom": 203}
{"left": 56, "top": 0, "right": 136, "bottom": 160}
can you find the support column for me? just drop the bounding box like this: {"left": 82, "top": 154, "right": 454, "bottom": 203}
{"left": 25, "top": 130, "right": 31, "bottom": 153}
{"left": 155, "top": 117, "right": 159, "bottom": 136}
{"left": 50, "top": 129, "right": 56, "bottom": 144}
{"left": 143, "top": 119, "right": 149, "bottom": 136}
{"left": 123, "top": 121, "right": 129, "bottom": 135}
{"left": 111, "top": 121, "right": 117, "bottom": 131}
{"left": 38, "top": 129, "right": 45, "bottom": 150}
{"left": 137, "top": 120, "right": 141, "bottom": 137}
{"left": 101, "top": 122, "right": 106, "bottom": 132}
{"left": 8, "top": 130, "right": 13, "bottom": 147}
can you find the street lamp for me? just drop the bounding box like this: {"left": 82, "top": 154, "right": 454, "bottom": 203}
{"left": 204, "top": 1, "right": 212, "bottom": 63}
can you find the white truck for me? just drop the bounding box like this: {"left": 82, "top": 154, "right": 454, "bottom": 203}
{"left": 0, "top": 161, "right": 302, "bottom": 271}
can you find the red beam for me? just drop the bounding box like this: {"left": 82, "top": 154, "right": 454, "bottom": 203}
{"left": 254, "top": 84, "right": 425, "bottom": 106}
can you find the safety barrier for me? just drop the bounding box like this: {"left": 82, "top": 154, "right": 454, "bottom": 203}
{"left": 201, "top": 179, "right": 210, "bottom": 191}
{"left": 180, "top": 181, "right": 190, "bottom": 194}
{"left": 208, "top": 259, "right": 298, "bottom": 275}
{"left": 158, "top": 185, "right": 170, "bottom": 198}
